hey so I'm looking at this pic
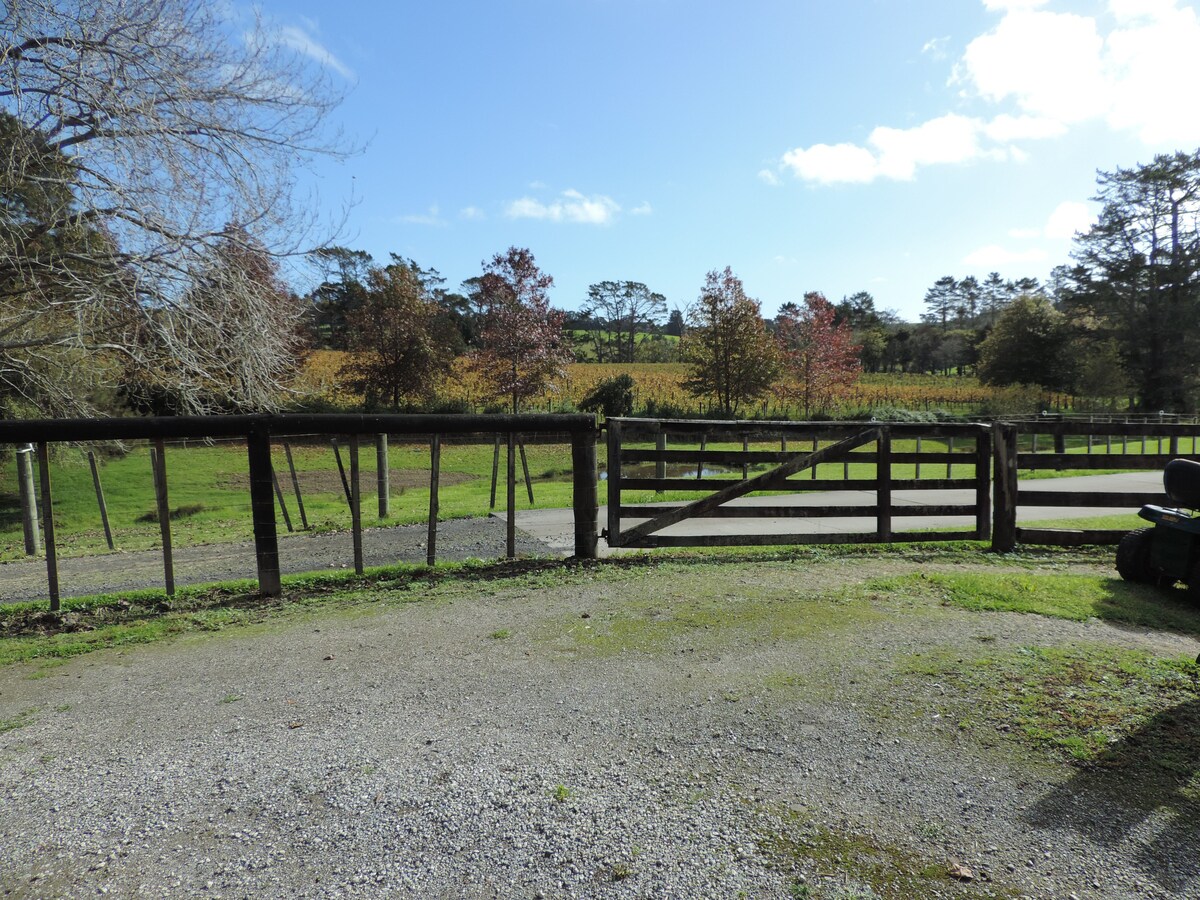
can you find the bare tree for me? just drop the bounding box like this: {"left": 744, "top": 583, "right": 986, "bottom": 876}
{"left": 0, "top": 0, "right": 348, "bottom": 414}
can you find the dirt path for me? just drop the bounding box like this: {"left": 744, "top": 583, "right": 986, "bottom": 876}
{"left": 0, "top": 517, "right": 554, "bottom": 604}
{"left": 1, "top": 556, "right": 1197, "bottom": 898}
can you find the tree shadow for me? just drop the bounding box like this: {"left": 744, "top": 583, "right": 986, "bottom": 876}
{"left": 1087, "top": 578, "right": 1200, "bottom": 641}
{"left": 1024, "top": 698, "right": 1200, "bottom": 894}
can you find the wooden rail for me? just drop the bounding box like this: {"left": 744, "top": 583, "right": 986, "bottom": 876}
{"left": 605, "top": 418, "right": 991, "bottom": 549}
{"left": 2, "top": 414, "right": 599, "bottom": 608}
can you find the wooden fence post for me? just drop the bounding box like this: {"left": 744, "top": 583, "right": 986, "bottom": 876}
{"left": 571, "top": 424, "right": 599, "bottom": 559}
{"left": 506, "top": 432, "right": 516, "bottom": 558}
{"left": 876, "top": 427, "right": 892, "bottom": 542}
{"left": 150, "top": 440, "right": 175, "bottom": 597}
{"left": 87, "top": 451, "right": 115, "bottom": 550}
{"left": 518, "top": 439, "right": 535, "bottom": 504}
{"left": 283, "top": 442, "right": 310, "bottom": 530}
{"left": 16, "top": 445, "right": 40, "bottom": 555}
{"left": 992, "top": 423, "right": 1018, "bottom": 552}
{"left": 377, "top": 434, "right": 390, "bottom": 518}
{"left": 271, "top": 467, "right": 294, "bottom": 533}
{"left": 656, "top": 433, "right": 667, "bottom": 493}
{"left": 427, "top": 434, "right": 441, "bottom": 567}
{"left": 974, "top": 426, "right": 992, "bottom": 541}
{"left": 489, "top": 436, "right": 501, "bottom": 509}
{"left": 331, "top": 439, "right": 352, "bottom": 507}
{"left": 349, "top": 434, "right": 364, "bottom": 575}
{"left": 35, "top": 442, "right": 59, "bottom": 611}
{"left": 246, "top": 426, "right": 282, "bottom": 597}
{"left": 606, "top": 420, "right": 623, "bottom": 547}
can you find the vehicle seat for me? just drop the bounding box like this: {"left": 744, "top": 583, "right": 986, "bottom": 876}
{"left": 1164, "top": 458, "right": 1200, "bottom": 509}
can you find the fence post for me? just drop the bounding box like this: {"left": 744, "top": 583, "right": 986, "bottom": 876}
{"left": 427, "top": 435, "right": 441, "bottom": 566}
{"left": 876, "top": 427, "right": 892, "bottom": 541}
{"left": 992, "top": 423, "right": 1018, "bottom": 552}
{"left": 377, "top": 434, "right": 390, "bottom": 518}
{"left": 150, "top": 440, "right": 175, "bottom": 597}
{"left": 16, "top": 445, "right": 40, "bottom": 555}
{"left": 506, "top": 432, "right": 516, "bottom": 558}
{"left": 88, "top": 450, "right": 115, "bottom": 550}
{"left": 571, "top": 423, "right": 599, "bottom": 559}
{"left": 974, "top": 426, "right": 992, "bottom": 541}
{"left": 246, "top": 426, "right": 282, "bottom": 597}
{"left": 606, "top": 420, "right": 623, "bottom": 547}
{"left": 656, "top": 433, "right": 666, "bottom": 493}
{"left": 35, "top": 442, "right": 59, "bottom": 611}
{"left": 349, "top": 434, "right": 364, "bottom": 575}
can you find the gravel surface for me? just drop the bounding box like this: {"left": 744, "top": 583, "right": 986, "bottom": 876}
{"left": 0, "top": 517, "right": 553, "bottom": 604}
{"left": 1, "top": 556, "right": 1198, "bottom": 898}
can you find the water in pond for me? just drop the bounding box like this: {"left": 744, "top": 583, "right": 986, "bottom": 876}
{"left": 598, "top": 463, "right": 735, "bottom": 481}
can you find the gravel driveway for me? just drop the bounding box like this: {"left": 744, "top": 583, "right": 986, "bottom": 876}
{"left": 1, "top": 556, "right": 1197, "bottom": 898}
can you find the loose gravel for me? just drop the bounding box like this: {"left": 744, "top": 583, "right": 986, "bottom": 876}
{"left": 1, "top": 556, "right": 1198, "bottom": 898}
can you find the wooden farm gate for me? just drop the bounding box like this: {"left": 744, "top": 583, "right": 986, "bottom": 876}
{"left": 604, "top": 418, "right": 992, "bottom": 549}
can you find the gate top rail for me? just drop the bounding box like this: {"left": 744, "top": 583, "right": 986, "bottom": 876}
{"left": 609, "top": 417, "right": 988, "bottom": 439}
{"left": 0, "top": 413, "right": 598, "bottom": 445}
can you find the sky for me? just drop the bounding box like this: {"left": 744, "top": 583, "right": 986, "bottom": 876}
{"left": 265, "top": 0, "right": 1200, "bottom": 322}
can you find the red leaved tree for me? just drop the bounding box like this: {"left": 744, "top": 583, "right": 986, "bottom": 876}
{"left": 776, "top": 292, "right": 862, "bottom": 417}
{"left": 471, "top": 247, "right": 572, "bottom": 412}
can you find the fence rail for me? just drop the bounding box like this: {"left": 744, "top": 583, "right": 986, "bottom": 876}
{"left": 2, "top": 414, "right": 599, "bottom": 609}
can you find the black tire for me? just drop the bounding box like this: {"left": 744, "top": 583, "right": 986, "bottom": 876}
{"left": 1116, "top": 527, "right": 1154, "bottom": 582}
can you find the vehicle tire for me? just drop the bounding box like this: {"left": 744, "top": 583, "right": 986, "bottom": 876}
{"left": 1116, "top": 527, "right": 1154, "bottom": 582}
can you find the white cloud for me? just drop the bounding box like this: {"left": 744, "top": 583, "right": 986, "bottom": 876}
{"left": 505, "top": 189, "right": 620, "bottom": 225}
{"left": 960, "top": 0, "right": 1200, "bottom": 144}
{"left": 459, "top": 206, "right": 485, "bottom": 221}
{"left": 963, "top": 244, "right": 1049, "bottom": 266}
{"left": 276, "top": 24, "right": 353, "bottom": 79}
{"left": 778, "top": 0, "right": 1200, "bottom": 186}
{"left": 630, "top": 201, "right": 653, "bottom": 216}
{"left": 781, "top": 142, "right": 880, "bottom": 184}
{"left": 397, "top": 205, "right": 446, "bottom": 227}
{"left": 921, "top": 35, "right": 951, "bottom": 59}
{"left": 1043, "top": 200, "right": 1094, "bottom": 239}
{"left": 758, "top": 168, "right": 781, "bottom": 186}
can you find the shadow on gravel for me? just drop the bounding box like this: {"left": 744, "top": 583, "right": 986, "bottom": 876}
{"left": 1024, "top": 697, "right": 1200, "bottom": 895}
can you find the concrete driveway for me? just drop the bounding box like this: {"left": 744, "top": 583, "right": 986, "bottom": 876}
{"left": 499, "top": 470, "right": 1166, "bottom": 556}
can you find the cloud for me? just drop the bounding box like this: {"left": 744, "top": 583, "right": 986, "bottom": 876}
{"left": 459, "top": 206, "right": 486, "bottom": 221}
{"left": 781, "top": 114, "right": 1002, "bottom": 184}
{"left": 963, "top": 244, "right": 1049, "bottom": 266}
{"left": 1043, "top": 200, "right": 1093, "bottom": 239}
{"left": 397, "top": 204, "right": 446, "bottom": 227}
{"left": 275, "top": 24, "right": 353, "bottom": 79}
{"left": 778, "top": 0, "right": 1200, "bottom": 185}
{"left": 758, "top": 168, "right": 781, "bottom": 186}
{"left": 630, "top": 201, "right": 653, "bottom": 216}
{"left": 505, "top": 190, "right": 620, "bottom": 225}
{"left": 959, "top": 0, "right": 1200, "bottom": 144}
{"left": 921, "top": 35, "right": 951, "bottom": 59}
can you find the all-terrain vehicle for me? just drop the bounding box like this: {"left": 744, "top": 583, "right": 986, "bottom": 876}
{"left": 1117, "top": 458, "right": 1200, "bottom": 597}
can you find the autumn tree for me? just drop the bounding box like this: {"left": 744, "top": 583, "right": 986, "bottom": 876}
{"left": 581, "top": 280, "right": 667, "bottom": 363}
{"left": 471, "top": 247, "right": 572, "bottom": 412}
{"left": 338, "top": 260, "right": 455, "bottom": 408}
{"left": 776, "top": 292, "right": 862, "bottom": 417}
{"left": 681, "top": 267, "right": 779, "bottom": 416}
{"left": 1062, "top": 150, "right": 1200, "bottom": 411}
{"left": 1, "top": 0, "right": 347, "bottom": 413}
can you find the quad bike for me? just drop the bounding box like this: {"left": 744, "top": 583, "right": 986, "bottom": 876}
{"left": 1116, "top": 458, "right": 1200, "bottom": 597}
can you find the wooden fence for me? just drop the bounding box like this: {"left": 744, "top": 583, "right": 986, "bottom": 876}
{"left": 1, "top": 413, "right": 599, "bottom": 609}
{"left": 605, "top": 418, "right": 992, "bottom": 548}
{"left": 994, "top": 419, "right": 1200, "bottom": 548}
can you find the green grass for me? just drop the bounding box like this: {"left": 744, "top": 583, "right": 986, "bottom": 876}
{"left": 900, "top": 644, "right": 1200, "bottom": 782}
{"left": 1, "top": 439, "right": 582, "bottom": 561}
{"left": 757, "top": 811, "right": 1019, "bottom": 899}
{"left": 864, "top": 571, "right": 1200, "bottom": 637}
{"left": 0, "top": 707, "right": 38, "bottom": 734}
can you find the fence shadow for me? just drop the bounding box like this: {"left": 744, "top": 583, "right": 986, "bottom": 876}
{"left": 1024, "top": 697, "right": 1200, "bottom": 894}
{"left": 0, "top": 490, "right": 25, "bottom": 531}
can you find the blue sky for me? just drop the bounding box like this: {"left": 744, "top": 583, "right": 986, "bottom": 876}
{"left": 271, "top": 0, "right": 1200, "bottom": 321}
